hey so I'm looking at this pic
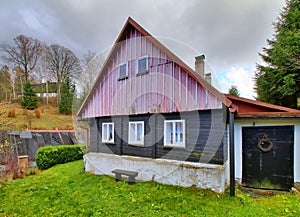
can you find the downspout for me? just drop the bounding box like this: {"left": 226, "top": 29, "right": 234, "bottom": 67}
{"left": 229, "top": 107, "right": 235, "bottom": 196}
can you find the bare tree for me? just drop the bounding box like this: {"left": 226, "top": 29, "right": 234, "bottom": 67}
{"left": 81, "top": 50, "right": 105, "bottom": 94}
{"left": 45, "top": 44, "right": 82, "bottom": 104}
{"left": 0, "top": 35, "right": 43, "bottom": 81}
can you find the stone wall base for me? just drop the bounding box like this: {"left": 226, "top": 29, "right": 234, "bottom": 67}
{"left": 84, "top": 153, "right": 229, "bottom": 193}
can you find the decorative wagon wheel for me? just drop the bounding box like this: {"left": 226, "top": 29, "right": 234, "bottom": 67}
{"left": 257, "top": 133, "right": 274, "bottom": 152}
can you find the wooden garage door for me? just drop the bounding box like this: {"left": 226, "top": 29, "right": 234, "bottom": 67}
{"left": 242, "top": 126, "right": 294, "bottom": 190}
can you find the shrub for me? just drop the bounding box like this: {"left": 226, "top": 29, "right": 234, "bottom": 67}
{"left": 23, "top": 109, "right": 28, "bottom": 115}
{"left": 35, "top": 145, "right": 84, "bottom": 170}
{"left": 7, "top": 110, "right": 16, "bottom": 118}
{"left": 25, "top": 168, "right": 40, "bottom": 177}
{"left": 34, "top": 109, "right": 41, "bottom": 118}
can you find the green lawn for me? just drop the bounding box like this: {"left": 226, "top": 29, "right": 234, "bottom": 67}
{"left": 0, "top": 160, "right": 299, "bottom": 216}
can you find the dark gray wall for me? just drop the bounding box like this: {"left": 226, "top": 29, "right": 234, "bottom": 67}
{"left": 90, "top": 108, "right": 228, "bottom": 164}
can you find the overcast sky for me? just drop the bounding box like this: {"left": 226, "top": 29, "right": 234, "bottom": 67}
{"left": 0, "top": 0, "right": 285, "bottom": 98}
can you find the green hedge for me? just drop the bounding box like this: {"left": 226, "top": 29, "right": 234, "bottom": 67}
{"left": 36, "top": 144, "right": 84, "bottom": 170}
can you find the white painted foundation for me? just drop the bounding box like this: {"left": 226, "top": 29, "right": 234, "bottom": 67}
{"left": 84, "top": 153, "right": 229, "bottom": 193}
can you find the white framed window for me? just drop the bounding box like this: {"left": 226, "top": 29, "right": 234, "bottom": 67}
{"left": 128, "top": 121, "right": 144, "bottom": 146}
{"left": 164, "top": 120, "right": 185, "bottom": 148}
{"left": 118, "top": 62, "right": 128, "bottom": 80}
{"left": 102, "top": 122, "right": 114, "bottom": 143}
{"left": 136, "top": 56, "right": 148, "bottom": 75}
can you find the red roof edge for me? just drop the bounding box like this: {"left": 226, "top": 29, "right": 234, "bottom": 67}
{"left": 225, "top": 94, "right": 300, "bottom": 117}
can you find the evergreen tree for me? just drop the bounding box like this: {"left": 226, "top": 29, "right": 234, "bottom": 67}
{"left": 21, "top": 82, "right": 38, "bottom": 110}
{"left": 59, "top": 77, "right": 75, "bottom": 115}
{"left": 228, "top": 86, "right": 240, "bottom": 97}
{"left": 255, "top": 0, "right": 300, "bottom": 108}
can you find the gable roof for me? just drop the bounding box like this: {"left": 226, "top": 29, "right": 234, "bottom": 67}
{"left": 225, "top": 94, "right": 300, "bottom": 117}
{"left": 77, "top": 17, "right": 232, "bottom": 116}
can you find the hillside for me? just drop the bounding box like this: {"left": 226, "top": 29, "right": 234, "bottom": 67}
{"left": 0, "top": 102, "right": 74, "bottom": 130}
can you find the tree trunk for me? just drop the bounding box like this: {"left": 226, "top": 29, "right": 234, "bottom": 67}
{"left": 57, "top": 81, "right": 61, "bottom": 106}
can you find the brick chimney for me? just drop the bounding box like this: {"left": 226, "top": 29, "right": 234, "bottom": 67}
{"left": 195, "top": 55, "right": 205, "bottom": 78}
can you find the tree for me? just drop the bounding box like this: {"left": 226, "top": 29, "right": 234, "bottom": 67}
{"left": 45, "top": 44, "right": 81, "bottom": 104}
{"left": 1, "top": 35, "right": 43, "bottom": 81}
{"left": 255, "top": 0, "right": 300, "bottom": 108}
{"left": 21, "top": 82, "right": 38, "bottom": 110}
{"left": 228, "top": 86, "right": 240, "bottom": 97}
{"left": 78, "top": 51, "right": 105, "bottom": 107}
{"left": 81, "top": 51, "right": 105, "bottom": 93}
{"left": 0, "top": 65, "right": 12, "bottom": 101}
{"left": 59, "top": 77, "right": 75, "bottom": 115}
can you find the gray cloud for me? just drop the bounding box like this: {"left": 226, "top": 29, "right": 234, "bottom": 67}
{"left": 0, "top": 0, "right": 284, "bottom": 70}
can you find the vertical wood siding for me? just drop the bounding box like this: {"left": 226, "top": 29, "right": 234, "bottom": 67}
{"left": 82, "top": 28, "right": 222, "bottom": 118}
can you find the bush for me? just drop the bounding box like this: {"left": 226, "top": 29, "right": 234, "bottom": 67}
{"left": 7, "top": 110, "right": 16, "bottom": 117}
{"left": 35, "top": 145, "right": 84, "bottom": 170}
{"left": 34, "top": 109, "right": 41, "bottom": 118}
{"left": 23, "top": 109, "right": 28, "bottom": 115}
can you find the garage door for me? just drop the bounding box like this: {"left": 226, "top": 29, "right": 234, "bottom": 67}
{"left": 242, "top": 126, "right": 294, "bottom": 190}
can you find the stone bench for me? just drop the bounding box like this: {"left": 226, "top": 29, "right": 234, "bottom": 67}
{"left": 112, "top": 169, "right": 138, "bottom": 184}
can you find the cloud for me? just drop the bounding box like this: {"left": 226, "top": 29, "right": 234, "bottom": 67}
{"left": 0, "top": 0, "right": 285, "bottom": 99}
{"left": 220, "top": 66, "right": 256, "bottom": 98}
{"left": 176, "top": 0, "right": 284, "bottom": 68}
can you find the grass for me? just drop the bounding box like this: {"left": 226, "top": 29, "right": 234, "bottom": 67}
{"left": 0, "top": 102, "right": 74, "bottom": 130}
{"left": 0, "top": 160, "right": 299, "bottom": 216}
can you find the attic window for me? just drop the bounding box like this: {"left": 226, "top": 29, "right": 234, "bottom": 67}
{"left": 118, "top": 62, "right": 128, "bottom": 80}
{"left": 136, "top": 56, "right": 148, "bottom": 75}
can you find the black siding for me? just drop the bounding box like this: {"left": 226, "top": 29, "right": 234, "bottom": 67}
{"left": 89, "top": 108, "right": 227, "bottom": 164}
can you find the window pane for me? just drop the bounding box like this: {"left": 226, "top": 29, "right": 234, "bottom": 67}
{"left": 103, "top": 124, "right": 107, "bottom": 141}
{"left": 138, "top": 58, "right": 147, "bottom": 73}
{"left": 137, "top": 123, "right": 143, "bottom": 142}
{"left": 119, "top": 64, "right": 127, "bottom": 79}
{"left": 129, "top": 123, "right": 135, "bottom": 143}
{"left": 108, "top": 124, "right": 113, "bottom": 141}
{"left": 175, "top": 122, "right": 183, "bottom": 143}
{"left": 166, "top": 122, "right": 173, "bottom": 144}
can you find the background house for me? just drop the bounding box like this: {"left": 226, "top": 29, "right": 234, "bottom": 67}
{"left": 32, "top": 81, "right": 58, "bottom": 98}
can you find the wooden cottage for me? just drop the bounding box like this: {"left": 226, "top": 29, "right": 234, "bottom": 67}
{"left": 78, "top": 17, "right": 235, "bottom": 193}
{"left": 226, "top": 94, "right": 300, "bottom": 191}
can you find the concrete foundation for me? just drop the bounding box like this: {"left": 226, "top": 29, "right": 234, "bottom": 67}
{"left": 84, "top": 152, "right": 229, "bottom": 193}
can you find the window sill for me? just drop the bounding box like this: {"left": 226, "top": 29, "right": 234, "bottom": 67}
{"left": 163, "top": 144, "right": 186, "bottom": 149}
{"left": 102, "top": 141, "right": 116, "bottom": 145}
{"left": 128, "top": 143, "right": 145, "bottom": 147}
{"left": 118, "top": 76, "right": 128, "bottom": 81}
{"left": 136, "top": 71, "right": 149, "bottom": 77}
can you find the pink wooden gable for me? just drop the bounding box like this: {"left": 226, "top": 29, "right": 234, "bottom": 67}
{"left": 78, "top": 18, "right": 230, "bottom": 118}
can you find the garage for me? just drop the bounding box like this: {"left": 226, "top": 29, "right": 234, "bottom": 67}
{"left": 226, "top": 94, "right": 300, "bottom": 191}
{"left": 242, "top": 126, "right": 294, "bottom": 190}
